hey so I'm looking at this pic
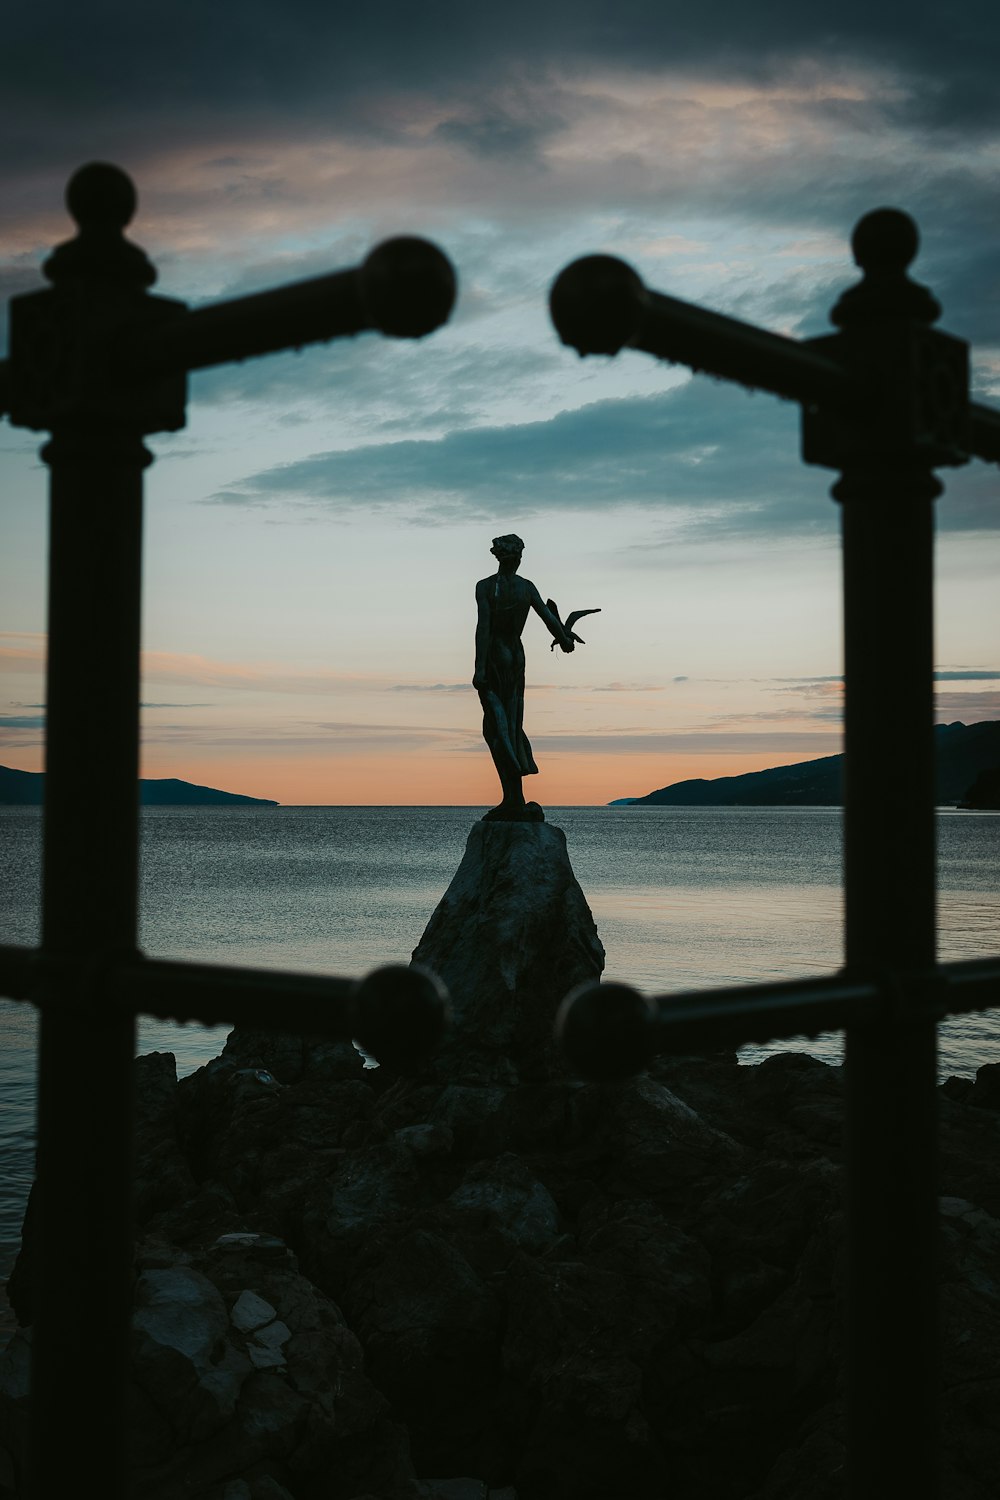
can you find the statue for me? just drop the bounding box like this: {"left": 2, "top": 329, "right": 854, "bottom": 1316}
{"left": 473, "top": 534, "right": 599, "bottom": 822}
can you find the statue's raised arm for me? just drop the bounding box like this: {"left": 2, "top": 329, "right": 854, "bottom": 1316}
{"left": 473, "top": 533, "right": 600, "bottom": 822}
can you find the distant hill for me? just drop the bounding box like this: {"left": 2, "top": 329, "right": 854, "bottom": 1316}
{"left": 613, "top": 721, "right": 1000, "bottom": 807}
{"left": 0, "top": 766, "right": 278, "bottom": 807}
{"left": 959, "top": 766, "right": 1000, "bottom": 810}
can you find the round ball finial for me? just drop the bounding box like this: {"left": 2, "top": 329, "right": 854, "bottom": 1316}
{"left": 360, "top": 237, "right": 457, "bottom": 339}
{"left": 66, "top": 162, "right": 137, "bottom": 232}
{"left": 555, "top": 979, "right": 657, "bottom": 1080}
{"left": 549, "top": 255, "right": 646, "bottom": 357}
{"left": 353, "top": 963, "right": 448, "bottom": 1068}
{"left": 851, "top": 208, "right": 919, "bottom": 274}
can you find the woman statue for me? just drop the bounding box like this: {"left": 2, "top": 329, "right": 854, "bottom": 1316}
{"left": 473, "top": 534, "right": 598, "bottom": 821}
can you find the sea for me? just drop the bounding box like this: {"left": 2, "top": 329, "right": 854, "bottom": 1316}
{"left": 1, "top": 803, "right": 998, "bottom": 1334}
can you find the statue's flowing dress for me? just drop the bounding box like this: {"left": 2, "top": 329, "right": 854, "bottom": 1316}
{"left": 482, "top": 593, "right": 538, "bottom": 777}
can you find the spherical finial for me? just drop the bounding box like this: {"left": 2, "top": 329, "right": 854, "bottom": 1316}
{"left": 851, "top": 208, "right": 919, "bottom": 274}
{"left": 353, "top": 962, "right": 448, "bottom": 1067}
{"left": 360, "top": 237, "right": 457, "bottom": 338}
{"left": 555, "top": 979, "right": 657, "bottom": 1079}
{"left": 549, "top": 255, "right": 646, "bottom": 356}
{"left": 44, "top": 162, "right": 155, "bottom": 287}
{"left": 66, "top": 162, "right": 137, "bottom": 232}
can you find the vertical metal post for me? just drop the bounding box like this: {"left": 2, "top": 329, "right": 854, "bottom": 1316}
{"left": 552, "top": 205, "right": 979, "bottom": 1497}
{"left": 4, "top": 163, "right": 185, "bottom": 1500}
{"left": 839, "top": 468, "right": 940, "bottom": 1498}
{"left": 817, "top": 211, "right": 962, "bottom": 1499}
{"left": 3, "top": 160, "right": 458, "bottom": 1497}
{"left": 27, "top": 431, "right": 148, "bottom": 1498}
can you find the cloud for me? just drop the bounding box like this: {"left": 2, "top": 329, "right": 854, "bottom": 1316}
{"left": 0, "top": 640, "right": 45, "bottom": 672}
{"left": 6, "top": 4, "right": 999, "bottom": 166}
{"left": 0, "top": 714, "right": 44, "bottom": 729}
{"left": 139, "top": 718, "right": 473, "bottom": 755}
{"left": 774, "top": 680, "right": 843, "bottom": 694}
{"left": 211, "top": 377, "right": 1000, "bottom": 540}
{"left": 722, "top": 707, "right": 843, "bottom": 725}
{"left": 934, "top": 669, "right": 1000, "bottom": 681}
{"left": 210, "top": 381, "right": 823, "bottom": 533}
{"left": 935, "top": 691, "right": 1000, "bottom": 721}
{"left": 5, "top": 11, "right": 997, "bottom": 285}
{"left": 388, "top": 682, "right": 471, "bottom": 694}
{"left": 140, "top": 650, "right": 383, "bottom": 695}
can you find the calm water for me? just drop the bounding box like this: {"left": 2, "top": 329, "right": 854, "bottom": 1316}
{"left": 1, "top": 804, "right": 998, "bottom": 1306}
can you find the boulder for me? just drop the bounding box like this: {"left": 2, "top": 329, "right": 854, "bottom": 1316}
{"left": 411, "top": 820, "right": 604, "bottom": 1081}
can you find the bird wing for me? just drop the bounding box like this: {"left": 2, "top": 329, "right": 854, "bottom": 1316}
{"left": 546, "top": 597, "right": 561, "bottom": 623}
{"left": 565, "top": 608, "right": 601, "bottom": 632}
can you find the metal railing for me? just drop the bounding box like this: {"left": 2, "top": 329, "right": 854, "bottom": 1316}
{"left": 0, "top": 162, "right": 454, "bottom": 1499}
{"left": 0, "top": 169, "right": 997, "bottom": 1498}
{"left": 550, "top": 211, "right": 1000, "bottom": 1499}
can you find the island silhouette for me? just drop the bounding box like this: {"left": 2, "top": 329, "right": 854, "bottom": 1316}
{"left": 0, "top": 766, "right": 277, "bottom": 807}
{"left": 611, "top": 720, "right": 1000, "bottom": 808}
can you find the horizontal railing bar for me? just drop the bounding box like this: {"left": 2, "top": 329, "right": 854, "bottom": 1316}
{"left": 968, "top": 402, "right": 1000, "bottom": 465}
{"left": 0, "top": 949, "right": 448, "bottom": 1064}
{"left": 632, "top": 288, "right": 854, "bottom": 409}
{"left": 9, "top": 943, "right": 999, "bottom": 1060}
{"left": 111, "top": 954, "right": 357, "bottom": 1031}
{"left": 548, "top": 254, "right": 854, "bottom": 410}
{"left": 557, "top": 972, "right": 883, "bottom": 1076}
{"left": 0, "top": 945, "right": 359, "bottom": 1031}
{"left": 129, "top": 267, "right": 364, "bottom": 375}
{"left": 646, "top": 958, "right": 1000, "bottom": 1047}
{"left": 649, "top": 973, "right": 880, "bottom": 1052}
{"left": 549, "top": 257, "right": 1000, "bottom": 471}
{"left": 125, "top": 237, "right": 456, "bottom": 378}
{"left": 559, "top": 958, "right": 1000, "bottom": 1076}
{"left": 939, "top": 955, "right": 1000, "bottom": 1014}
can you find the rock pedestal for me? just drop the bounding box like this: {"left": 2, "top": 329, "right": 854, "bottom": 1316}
{"left": 411, "top": 821, "right": 604, "bottom": 1081}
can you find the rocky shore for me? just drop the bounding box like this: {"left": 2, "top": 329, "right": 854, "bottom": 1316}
{"left": 2, "top": 823, "right": 999, "bottom": 1498}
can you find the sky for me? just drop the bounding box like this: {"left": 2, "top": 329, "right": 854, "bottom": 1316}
{"left": 1, "top": 1, "right": 998, "bottom": 805}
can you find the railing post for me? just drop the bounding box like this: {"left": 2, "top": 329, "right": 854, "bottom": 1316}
{"left": 838, "top": 464, "right": 941, "bottom": 1498}
{"left": 8, "top": 163, "right": 186, "bottom": 1499}
{"left": 805, "top": 209, "right": 969, "bottom": 1499}
{"left": 550, "top": 202, "right": 991, "bottom": 1498}
{"left": 4, "top": 159, "right": 457, "bottom": 1498}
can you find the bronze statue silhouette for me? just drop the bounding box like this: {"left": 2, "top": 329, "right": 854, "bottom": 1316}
{"left": 473, "top": 534, "right": 599, "bottom": 821}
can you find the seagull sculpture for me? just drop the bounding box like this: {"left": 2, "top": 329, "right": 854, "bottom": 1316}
{"left": 546, "top": 600, "right": 601, "bottom": 650}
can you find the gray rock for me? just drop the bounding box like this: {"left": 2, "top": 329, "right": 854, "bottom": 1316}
{"left": 132, "top": 1268, "right": 252, "bottom": 1440}
{"left": 246, "top": 1320, "right": 291, "bottom": 1370}
{"left": 430, "top": 1085, "right": 509, "bottom": 1156}
{"left": 133, "top": 1267, "right": 231, "bottom": 1368}
{"left": 412, "top": 820, "right": 604, "bottom": 1079}
{"left": 0, "top": 1328, "right": 30, "bottom": 1403}
{"left": 347, "top": 1229, "right": 500, "bottom": 1475}
{"left": 394, "top": 1122, "right": 454, "bottom": 1157}
{"left": 230, "top": 1290, "right": 278, "bottom": 1333}
{"left": 447, "top": 1154, "right": 560, "bottom": 1258}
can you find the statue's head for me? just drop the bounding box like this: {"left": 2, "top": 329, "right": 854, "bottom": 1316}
{"left": 490, "top": 533, "right": 524, "bottom": 562}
